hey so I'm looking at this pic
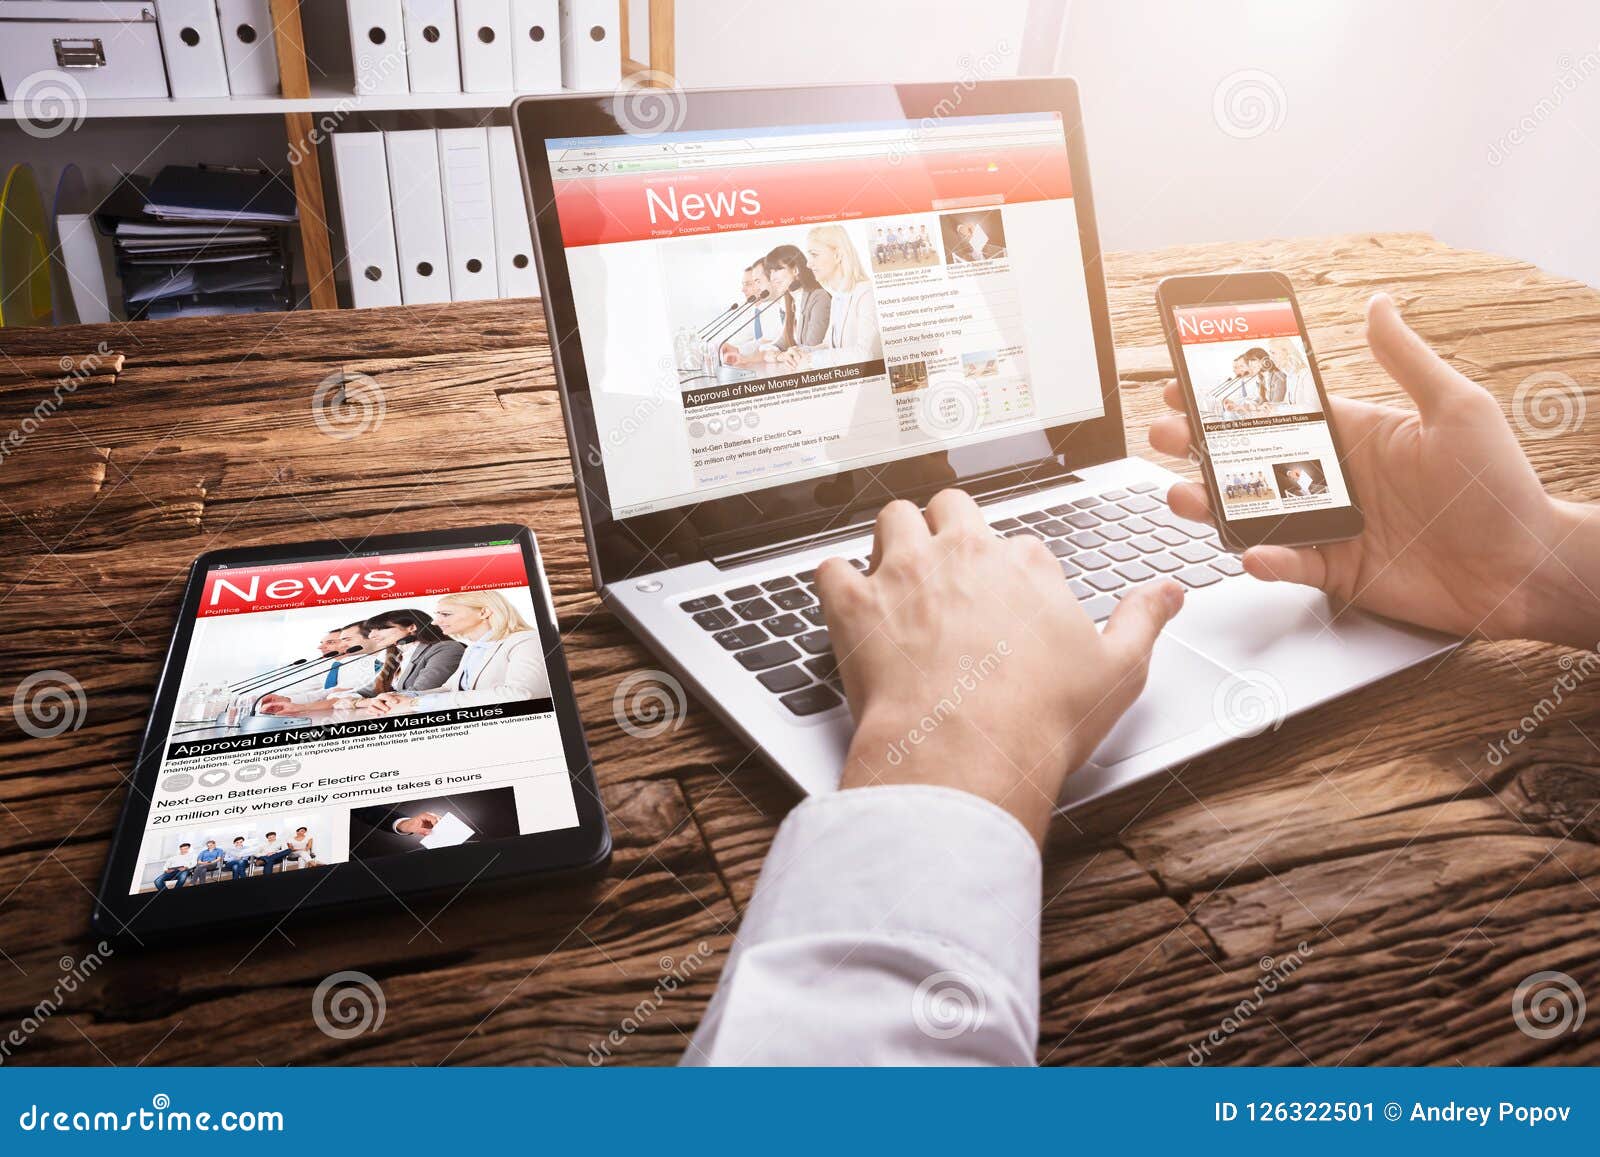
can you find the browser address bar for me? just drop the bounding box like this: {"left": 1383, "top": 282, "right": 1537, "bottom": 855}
{"left": 604, "top": 132, "right": 1055, "bottom": 173}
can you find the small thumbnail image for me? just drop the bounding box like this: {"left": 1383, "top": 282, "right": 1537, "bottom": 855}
{"left": 939, "top": 209, "right": 1008, "bottom": 264}
{"left": 961, "top": 349, "right": 1002, "bottom": 379}
{"left": 1219, "top": 468, "right": 1277, "bottom": 510}
{"left": 346, "top": 785, "right": 521, "bottom": 862}
{"left": 136, "top": 810, "right": 339, "bottom": 894}
{"left": 889, "top": 359, "right": 930, "bottom": 394}
{"left": 1271, "top": 459, "right": 1329, "bottom": 500}
{"left": 868, "top": 221, "right": 940, "bottom": 273}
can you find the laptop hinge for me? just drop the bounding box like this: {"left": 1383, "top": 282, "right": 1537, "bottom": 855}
{"left": 706, "top": 467, "right": 1083, "bottom": 571}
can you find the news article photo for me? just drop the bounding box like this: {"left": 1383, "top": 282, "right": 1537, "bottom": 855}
{"left": 133, "top": 812, "right": 343, "bottom": 893}
{"left": 346, "top": 786, "right": 521, "bottom": 861}
{"left": 1272, "top": 458, "right": 1330, "bottom": 500}
{"left": 940, "top": 208, "right": 1009, "bottom": 264}
{"left": 1186, "top": 335, "right": 1322, "bottom": 422}
{"left": 868, "top": 219, "right": 941, "bottom": 272}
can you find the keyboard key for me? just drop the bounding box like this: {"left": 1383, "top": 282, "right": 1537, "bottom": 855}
{"left": 1036, "top": 519, "right": 1072, "bottom": 538}
{"left": 726, "top": 584, "right": 762, "bottom": 601}
{"left": 1176, "top": 565, "right": 1223, "bottom": 589}
{"left": 1019, "top": 510, "right": 1049, "bottom": 524}
{"left": 1097, "top": 523, "right": 1131, "bottom": 542}
{"left": 991, "top": 517, "right": 1021, "bottom": 531}
{"left": 1064, "top": 511, "right": 1099, "bottom": 530}
{"left": 1086, "top": 571, "right": 1124, "bottom": 592}
{"left": 1122, "top": 516, "right": 1155, "bottom": 535}
{"left": 1076, "top": 551, "right": 1110, "bottom": 570}
{"left": 1047, "top": 538, "right": 1075, "bottom": 558}
{"left": 1130, "top": 534, "right": 1165, "bottom": 554}
{"left": 1102, "top": 542, "right": 1138, "bottom": 563}
{"left": 1129, "top": 482, "right": 1160, "bottom": 493}
{"left": 1082, "top": 594, "right": 1117, "bottom": 622}
{"left": 1068, "top": 578, "right": 1093, "bottom": 599}
{"left": 1093, "top": 505, "right": 1130, "bottom": 521}
{"left": 1174, "top": 542, "right": 1218, "bottom": 564}
{"left": 1059, "top": 559, "right": 1081, "bottom": 579}
{"left": 1068, "top": 530, "right": 1105, "bottom": 550}
{"left": 1152, "top": 527, "right": 1189, "bottom": 547}
{"left": 780, "top": 684, "right": 843, "bottom": 716}
{"left": 693, "top": 608, "right": 738, "bottom": 631}
{"left": 1146, "top": 509, "right": 1211, "bottom": 537}
{"left": 1072, "top": 497, "right": 1100, "bottom": 509}
{"left": 1114, "top": 561, "right": 1156, "bottom": 582}
{"left": 764, "top": 613, "right": 808, "bottom": 637}
{"left": 797, "top": 629, "right": 832, "bottom": 655}
{"left": 761, "top": 575, "right": 798, "bottom": 592}
{"left": 1211, "top": 554, "right": 1245, "bottom": 576}
{"left": 1145, "top": 552, "right": 1183, "bottom": 573}
{"left": 772, "top": 588, "right": 814, "bottom": 610}
{"left": 1099, "top": 488, "right": 1128, "bottom": 501}
{"left": 680, "top": 595, "right": 722, "bottom": 613}
{"left": 736, "top": 640, "right": 801, "bottom": 671}
{"left": 733, "top": 596, "right": 777, "bottom": 620}
{"left": 1119, "top": 495, "right": 1161, "bottom": 513}
{"left": 848, "top": 558, "right": 868, "bottom": 570}
{"left": 804, "top": 654, "right": 838, "bottom": 681}
{"left": 1045, "top": 504, "right": 1076, "bottom": 517}
{"left": 758, "top": 665, "right": 811, "bottom": 693}
{"left": 714, "top": 624, "right": 767, "bottom": 650}
{"left": 802, "top": 604, "right": 827, "bottom": 626}
{"left": 797, "top": 568, "right": 817, "bottom": 584}
{"left": 1006, "top": 528, "right": 1044, "bottom": 540}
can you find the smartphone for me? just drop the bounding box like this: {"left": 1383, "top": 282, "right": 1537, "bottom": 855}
{"left": 1156, "top": 270, "right": 1364, "bottom": 551}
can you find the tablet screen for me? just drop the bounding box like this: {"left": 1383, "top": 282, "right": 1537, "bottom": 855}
{"left": 127, "top": 539, "right": 581, "bottom": 897}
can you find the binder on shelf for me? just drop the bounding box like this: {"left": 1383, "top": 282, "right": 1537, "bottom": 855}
{"left": 348, "top": 0, "right": 410, "bottom": 95}
{"left": 559, "top": 0, "right": 620, "bottom": 92}
{"left": 331, "top": 133, "right": 403, "bottom": 309}
{"left": 455, "top": 0, "right": 513, "bottom": 93}
{"left": 153, "top": 0, "right": 231, "bottom": 99}
{"left": 400, "top": 0, "right": 462, "bottom": 93}
{"left": 385, "top": 130, "right": 453, "bottom": 305}
{"left": 488, "top": 126, "right": 539, "bottom": 298}
{"left": 511, "top": 0, "right": 560, "bottom": 93}
{"left": 437, "top": 127, "right": 499, "bottom": 301}
{"left": 56, "top": 214, "right": 114, "bottom": 325}
{"left": 216, "top": 0, "right": 281, "bottom": 95}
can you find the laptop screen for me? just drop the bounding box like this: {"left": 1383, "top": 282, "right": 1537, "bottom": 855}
{"left": 542, "top": 111, "right": 1105, "bottom": 521}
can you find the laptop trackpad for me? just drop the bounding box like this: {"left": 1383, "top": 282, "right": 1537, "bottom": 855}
{"left": 1090, "top": 629, "right": 1233, "bottom": 763}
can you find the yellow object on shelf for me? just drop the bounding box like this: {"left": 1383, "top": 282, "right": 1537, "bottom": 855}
{"left": 0, "top": 164, "right": 54, "bottom": 327}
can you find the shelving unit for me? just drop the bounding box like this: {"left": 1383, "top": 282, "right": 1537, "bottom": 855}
{"left": 0, "top": 0, "right": 676, "bottom": 316}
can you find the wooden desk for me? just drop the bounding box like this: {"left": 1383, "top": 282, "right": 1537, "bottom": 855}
{"left": 2, "top": 233, "right": 1597, "bottom": 1065}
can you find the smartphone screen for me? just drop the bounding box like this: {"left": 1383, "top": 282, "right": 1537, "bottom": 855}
{"left": 1170, "top": 297, "right": 1353, "bottom": 523}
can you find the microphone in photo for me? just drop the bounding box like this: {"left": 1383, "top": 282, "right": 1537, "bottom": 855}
{"left": 697, "top": 293, "right": 758, "bottom": 340}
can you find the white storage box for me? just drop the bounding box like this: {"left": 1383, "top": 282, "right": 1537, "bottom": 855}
{"left": 0, "top": 1, "right": 170, "bottom": 100}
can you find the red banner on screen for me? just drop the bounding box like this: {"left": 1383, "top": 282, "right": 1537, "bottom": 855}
{"left": 198, "top": 546, "right": 528, "bottom": 618}
{"left": 1173, "top": 299, "right": 1301, "bottom": 345}
{"left": 550, "top": 145, "right": 1073, "bottom": 247}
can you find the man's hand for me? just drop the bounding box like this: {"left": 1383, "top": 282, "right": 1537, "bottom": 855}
{"left": 1150, "top": 292, "right": 1598, "bottom": 646}
{"left": 816, "top": 489, "right": 1184, "bottom": 844}
{"left": 395, "top": 812, "right": 440, "bottom": 837}
{"left": 257, "top": 694, "right": 292, "bottom": 715}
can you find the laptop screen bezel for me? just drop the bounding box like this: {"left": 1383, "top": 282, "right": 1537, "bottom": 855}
{"left": 513, "top": 78, "right": 1126, "bottom": 586}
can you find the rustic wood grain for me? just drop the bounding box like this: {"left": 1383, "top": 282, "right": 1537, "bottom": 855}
{"left": 1, "top": 232, "right": 1598, "bottom": 1067}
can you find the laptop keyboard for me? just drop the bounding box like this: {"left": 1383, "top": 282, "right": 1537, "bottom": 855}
{"left": 677, "top": 483, "right": 1240, "bottom": 719}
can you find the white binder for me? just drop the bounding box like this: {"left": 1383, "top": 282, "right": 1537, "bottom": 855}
{"left": 153, "top": 0, "right": 230, "bottom": 98}
{"left": 510, "top": 0, "right": 560, "bottom": 92}
{"left": 215, "top": 0, "right": 281, "bottom": 95}
{"left": 331, "top": 133, "right": 403, "bottom": 309}
{"left": 437, "top": 127, "right": 500, "bottom": 301}
{"left": 559, "top": 0, "right": 619, "bottom": 92}
{"left": 56, "top": 214, "right": 114, "bottom": 324}
{"left": 488, "top": 126, "right": 539, "bottom": 298}
{"left": 400, "top": 0, "right": 462, "bottom": 93}
{"left": 455, "top": 0, "right": 513, "bottom": 93}
{"left": 385, "top": 130, "right": 453, "bottom": 305}
{"left": 347, "top": 0, "right": 410, "bottom": 94}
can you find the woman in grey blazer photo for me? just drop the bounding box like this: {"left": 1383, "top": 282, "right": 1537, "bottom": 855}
{"left": 347, "top": 608, "right": 466, "bottom": 703}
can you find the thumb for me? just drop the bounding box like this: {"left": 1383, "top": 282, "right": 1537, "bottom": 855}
{"left": 1242, "top": 544, "right": 1329, "bottom": 589}
{"left": 1101, "top": 580, "right": 1184, "bottom": 670}
{"left": 1365, "top": 292, "right": 1481, "bottom": 421}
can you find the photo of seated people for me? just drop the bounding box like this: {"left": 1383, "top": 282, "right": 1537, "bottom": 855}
{"left": 347, "top": 786, "right": 520, "bottom": 862}
{"left": 169, "top": 587, "right": 550, "bottom": 736}
{"left": 1221, "top": 469, "right": 1277, "bottom": 505}
{"left": 868, "top": 221, "right": 939, "bottom": 272}
{"left": 135, "top": 813, "right": 342, "bottom": 894}
{"left": 1190, "top": 338, "right": 1323, "bottom": 422}
{"left": 939, "top": 209, "right": 1009, "bottom": 264}
{"left": 667, "top": 223, "right": 884, "bottom": 387}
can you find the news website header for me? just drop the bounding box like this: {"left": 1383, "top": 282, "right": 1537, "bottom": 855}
{"left": 545, "top": 114, "right": 1072, "bottom": 248}
{"left": 1173, "top": 298, "right": 1300, "bottom": 345}
{"left": 198, "top": 545, "right": 528, "bottom": 618}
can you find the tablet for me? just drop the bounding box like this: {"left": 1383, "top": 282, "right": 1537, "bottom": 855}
{"left": 93, "top": 524, "right": 609, "bottom": 942}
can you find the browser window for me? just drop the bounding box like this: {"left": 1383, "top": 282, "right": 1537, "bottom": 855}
{"left": 544, "top": 112, "right": 1105, "bottom": 519}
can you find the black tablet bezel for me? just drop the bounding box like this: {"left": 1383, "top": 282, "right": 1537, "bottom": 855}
{"left": 511, "top": 78, "right": 1128, "bottom": 588}
{"left": 91, "top": 524, "right": 610, "bottom": 944}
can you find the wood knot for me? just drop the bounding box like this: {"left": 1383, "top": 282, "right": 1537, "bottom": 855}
{"left": 1515, "top": 763, "right": 1600, "bottom": 843}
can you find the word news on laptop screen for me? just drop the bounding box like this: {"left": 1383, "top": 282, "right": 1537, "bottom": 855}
{"left": 544, "top": 111, "right": 1105, "bottom": 519}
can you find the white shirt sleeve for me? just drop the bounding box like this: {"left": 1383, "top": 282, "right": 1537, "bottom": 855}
{"left": 684, "top": 785, "right": 1041, "bottom": 1066}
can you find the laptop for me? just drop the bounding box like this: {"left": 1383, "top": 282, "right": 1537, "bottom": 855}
{"left": 510, "top": 79, "right": 1454, "bottom": 809}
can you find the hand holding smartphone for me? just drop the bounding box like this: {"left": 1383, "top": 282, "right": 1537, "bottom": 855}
{"left": 1156, "top": 271, "right": 1364, "bottom": 551}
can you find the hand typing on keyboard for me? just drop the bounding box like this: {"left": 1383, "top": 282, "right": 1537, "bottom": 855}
{"left": 816, "top": 488, "right": 1185, "bottom": 844}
